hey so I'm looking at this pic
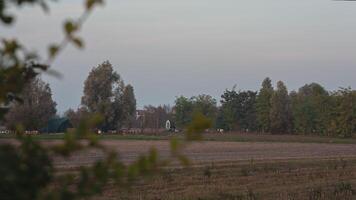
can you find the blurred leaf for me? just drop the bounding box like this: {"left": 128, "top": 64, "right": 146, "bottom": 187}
{"left": 39, "top": 0, "right": 49, "bottom": 13}
{"left": 86, "top": 0, "right": 104, "bottom": 10}
{"left": 170, "top": 137, "right": 180, "bottom": 154}
{"left": 48, "top": 44, "right": 59, "bottom": 58}
{"left": 127, "top": 164, "right": 139, "bottom": 182}
{"left": 0, "top": 14, "right": 14, "bottom": 24}
{"left": 72, "top": 37, "right": 84, "bottom": 49}
{"left": 186, "top": 112, "right": 212, "bottom": 141}
{"left": 64, "top": 20, "right": 77, "bottom": 35}
{"left": 148, "top": 148, "right": 158, "bottom": 164}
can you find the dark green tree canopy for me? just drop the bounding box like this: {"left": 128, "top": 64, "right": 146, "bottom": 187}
{"left": 81, "top": 61, "right": 136, "bottom": 131}
{"left": 270, "top": 81, "right": 290, "bottom": 134}
{"left": 174, "top": 95, "right": 217, "bottom": 129}
{"left": 220, "top": 88, "right": 257, "bottom": 131}
{"left": 291, "top": 83, "right": 329, "bottom": 134}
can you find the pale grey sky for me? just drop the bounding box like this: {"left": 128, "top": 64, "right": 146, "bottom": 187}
{"left": 2, "top": 0, "right": 356, "bottom": 113}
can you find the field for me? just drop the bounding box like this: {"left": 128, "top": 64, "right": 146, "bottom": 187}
{"left": 2, "top": 133, "right": 356, "bottom": 199}
{"left": 94, "top": 140, "right": 356, "bottom": 200}
{"left": 52, "top": 140, "right": 356, "bottom": 168}
{"left": 98, "top": 158, "right": 356, "bottom": 200}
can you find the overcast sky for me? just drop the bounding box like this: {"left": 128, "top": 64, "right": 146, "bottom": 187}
{"left": 2, "top": 0, "right": 356, "bottom": 113}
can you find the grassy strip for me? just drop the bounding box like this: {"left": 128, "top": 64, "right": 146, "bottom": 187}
{"left": 202, "top": 134, "right": 356, "bottom": 144}
{"left": 0, "top": 134, "right": 170, "bottom": 141}
{"left": 1, "top": 133, "right": 356, "bottom": 144}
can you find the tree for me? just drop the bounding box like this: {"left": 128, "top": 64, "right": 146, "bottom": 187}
{"left": 256, "top": 77, "right": 273, "bottom": 133}
{"left": 191, "top": 94, "right": 217, "bottom": 124}
{"left": 174, "top": 95, "right": 217, "bottom": 129}
{"left": 331, "top": 88, "right": 356, "bottom": 137}
{"left": 174, "top": 96, "right": 193, "bottom": 128}
{"left": 0, "top": 1, "right": 211, "bottom": 200}
{"left": 290, "top": 83, "right": 329, "bottom": 135}
{"left": 121, "top": 84, "right": 137, "bottom": 128}
{"left": 141, "top": 105, "right": 173, "bottom": 129}
{"left": 81, "top": 61, "right": 134, "bottom": 131}
{"left": 270, "top": 81, "right": 291, "bottom": 134}
{"left": 0, "top": 0, "right": 103, "bottom": 120}
{"left": 5, "top": 78, "right": 57, "bottom": 130}
{"left": 220, "top": 88, "right": 257, "bottom": 131}
{"left": 64, "top": 107, "right": 89, "bottom": 128}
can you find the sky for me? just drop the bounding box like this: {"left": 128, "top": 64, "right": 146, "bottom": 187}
{"left": 2, "top": 0, "right": 356, "bottom": 113}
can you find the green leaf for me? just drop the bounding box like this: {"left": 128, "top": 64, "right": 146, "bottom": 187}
{"left": 72, "top": 37, "right": 84, "bottom": 49}
{"left": 0, "top": 14, "right": 14, "bottom": 25}
{"left": 86, "top": 0, "right": 104, "bottom": 10}
{"left": 170, "top": 137, "right": 179, "bottom": 153}
{"left": 48, "top": 44, "right": 59, "bottom": 58}
{"left": 88, "top": 133, "right": 98, "bottom": 146}
{"left": 186, "top": 112, "right": 212, "bottom": 141}
{"left": 64, "top": 20, "right": 77, "bottom": 35}
{"left": 148, "top": 148, "right": 158, "bottom": 164}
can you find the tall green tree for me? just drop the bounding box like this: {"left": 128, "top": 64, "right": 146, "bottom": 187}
{"left": 256, "top": 77, "right": 273, "bottom": 133}
{"left": 291, "top": 83, "right": 329, "bottom": 135}
{"left": 121, "top": 84, "right": 137, "bottom": 128}
{"left": 191, "top": 94, "right": 217, "bottom": 123}
{"left": 4, "top": 78, "right": 57, "bottom": 130}
{"left": 174, "top": 95, "right": 217, "bottom": 129}
{"left": 270, "top": 81, "right": 291, "bottom": 134}
{"left": 174, "top": 96, "right": 193, "bottom": 128}
{"left": 332, "top": 88, "right": 356, "bottom": 137}
{"left": 220, "top": 88, "right": 257, "bottom": 131}
{"left": 81, "top": 61, "right": 135, "bottom": 131}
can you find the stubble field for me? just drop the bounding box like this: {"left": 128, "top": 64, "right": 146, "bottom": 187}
{"left": 2, "top": 134, "right": 356, "bottom": 199}
{"left": 52, "top": 139, "right": 356, "bottom": 200}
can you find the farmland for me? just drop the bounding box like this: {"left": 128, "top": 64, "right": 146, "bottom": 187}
{"left": 102, "top": 157, "right": 356, "bottom": 200}
{"left": 1, "top": 133, "right": 356, "bottom": 199}
{"left": 91, "top": 139, "right": 356, "bottom": 200}
{"left": 2, "top": 133, "right": 356, "bottom": 199}
{"left": 51, "top": 139, "right": 356, "bottom": 168}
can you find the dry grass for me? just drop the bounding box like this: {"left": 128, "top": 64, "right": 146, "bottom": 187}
{"left": 52, "top": 140, "right": 356, "bottom": 169}
{"left": 2, "top": 138, "right": 356, "bottom": 199}
{"left": 99, "top": 158, "right": 356, "bottom": 200}
{"left": 47, "top": 140, "right": 356, "bottom": 199}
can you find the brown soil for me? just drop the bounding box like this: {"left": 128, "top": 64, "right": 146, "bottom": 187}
{"left": 53, "top": 140, "right": 356, "bottom": 169}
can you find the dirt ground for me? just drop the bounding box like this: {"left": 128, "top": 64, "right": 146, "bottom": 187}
{"left": 54, "top": 140, "right": 356, "bottom": 168}
{"left": 2, "top": 138, "right": 356, "bottom": 199}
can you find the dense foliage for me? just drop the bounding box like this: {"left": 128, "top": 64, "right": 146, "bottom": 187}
{"left": 174, "top": 95, "right": 217, "bottom": 128}
{"left": 174, "top": 78, "right": 356, "bottom": 137}
{"left": 80, "top": 61, "right": 136, "bottom": 131}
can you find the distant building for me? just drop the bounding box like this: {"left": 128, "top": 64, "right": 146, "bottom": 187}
{"left": 41, "top": 117, "right": 72, "bottom": 134}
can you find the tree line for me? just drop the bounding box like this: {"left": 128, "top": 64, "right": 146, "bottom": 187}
{"left": 174, "top": 78, "right": 356, "bottom": 137}
{"left": 3, "top": 66, "right": 355, "bottom": 137}
{"left": 2, "top": 61, "right": 137, "bottom": 132}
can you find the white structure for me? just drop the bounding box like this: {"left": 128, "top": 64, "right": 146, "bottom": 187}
{"left": 165, "top": 120, "right": 171, "bottom": 131}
